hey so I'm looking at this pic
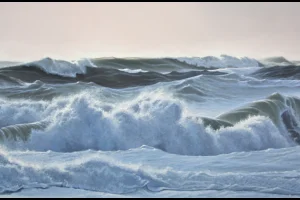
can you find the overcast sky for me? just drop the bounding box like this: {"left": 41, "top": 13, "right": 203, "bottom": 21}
{"left": 0, "top": 2, "right": 299, "bottom": 61}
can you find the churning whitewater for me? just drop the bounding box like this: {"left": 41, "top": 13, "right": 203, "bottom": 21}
{"left": 0, "top": 55, "right": 300, "bottom": 197}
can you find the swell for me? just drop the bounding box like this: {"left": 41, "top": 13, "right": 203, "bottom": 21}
{"left": 251, "top": 65, "right": 300, "bottom": 80}
{"left": 91, "top": 57, "right": 208, "bottom": 73}
{"left": 0, "top": 65, "right": 226, "bottom": 88}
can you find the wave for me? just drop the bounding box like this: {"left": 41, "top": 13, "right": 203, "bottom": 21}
{"left": 212, "top": 93, "right": 300, "bottom": 143}
{"left": 0, "top": 56, "right": 284, "bottom": 89}
{"left": 0, "top": 150, "right": 148, "bottom": 194}
{"left": 0, "top": 60, "right": 226, "bottom": 89}
{"left": 0, "top": 91, "right": 298, "bottom": 155}
{"left": 2, "top": 55, "right": 297, "bottom": 81}
{"left": 175, "top": 55, "right": 263, "bottom": 68}
{"left": 251, "top": 65, "right": 300, "bottom": 80}
{"left": 1, "top": 145, "right": 300, "bottom": 195}
{"left": 259, "top": 56, "right": 298, "bottom": 67}
{"left": 22, "top": 57, "right": 97, "bottom": 78}
{"left": 91, "top": 57, "right": 204, "bottom": 73}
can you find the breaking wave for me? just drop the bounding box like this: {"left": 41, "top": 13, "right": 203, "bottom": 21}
{"left": 0, "top": 91, "right": 298, "bottom": 156}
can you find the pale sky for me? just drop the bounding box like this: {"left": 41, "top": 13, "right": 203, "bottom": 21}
{"left": 0, "top": 2, "right": 300, "bottom": 61}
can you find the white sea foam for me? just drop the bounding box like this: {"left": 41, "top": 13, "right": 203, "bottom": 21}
{"left": 23, "top": 57, "right": 97, "bottom": 77}
{"left": 117, "top": 68, "right": 148, "bottom": 73}
{"left": 0, "top": 91, "right": 294, "bottom": 155}
{"left": 175, "top": 55, "right": 261, "bottom": 68}
{"left": 0, "top": 145, "right": 300, "bottom": 196}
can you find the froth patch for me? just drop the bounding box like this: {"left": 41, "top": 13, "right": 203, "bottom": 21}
{"left": 10, "top": 93, "right": 292, "bottom": 155}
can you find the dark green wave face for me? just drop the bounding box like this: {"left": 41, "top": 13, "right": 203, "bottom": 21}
{"left": 251, "top": 65, "right": 300, "bottom": 79}
{"left": 91, "top": 57, "right": 214, "bottom": 73}
{"left": 0, "top": 63, "right": 226, "bottom": 89}
{"left": 0, "top": 121, "right": 48, "bottom": 142}
{"left": 202, "top": 93, "right": 300, "bottom": 143}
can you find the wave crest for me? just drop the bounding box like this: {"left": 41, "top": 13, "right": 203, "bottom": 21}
{"left": 0, "top": 92, "right": 296, "bottom": 155}
{"left": 176, "top": 55, "right": 262, "bottom": 68}
{"left": 23, "top": 57, "right": 97, "bottom": 78}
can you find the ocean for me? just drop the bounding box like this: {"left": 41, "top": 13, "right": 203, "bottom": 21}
{"left": 0, "top": 55, "right": 300, "bottom": 197}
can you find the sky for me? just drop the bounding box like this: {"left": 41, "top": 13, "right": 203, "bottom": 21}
{"left": 0, "top": 2, "right": 300, "bottom": 61}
